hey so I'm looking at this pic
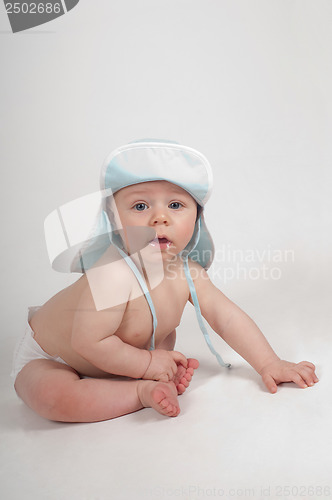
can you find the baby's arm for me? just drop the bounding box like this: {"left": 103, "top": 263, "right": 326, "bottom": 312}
{"left": 72, "top": 305, "right": 150, "bottom": 378}
{"left": 71, "top": 280, "right": 186, "bottom": 380}
{"left": 190, "top": 262, "right": 318, "bottom": 393}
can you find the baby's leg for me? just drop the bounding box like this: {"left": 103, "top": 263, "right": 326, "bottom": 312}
{"left": 14, "top": 359, "right": 180, "bottom": 422}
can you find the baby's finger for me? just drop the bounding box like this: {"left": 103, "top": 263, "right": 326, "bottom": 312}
{"left": 171, "top": 351, "right": 188, "bottom": 368}
{"left": 262, "top": 373, "right": 278, "bottom": 394}
{"left": 295, "top": 366, "right": 318, "bottom": 387}
{"left": 299, "top": 362, "right": 319, "bottom": 382}
{"left": 291, "top": 371, "right": 309, "bottom": 389}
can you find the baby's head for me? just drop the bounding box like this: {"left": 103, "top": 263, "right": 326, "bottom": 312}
{"left": 106, "top": 179, "right": 199, "bottom": 261}
{"left": 97, "top": 139, "right": 214, "bottom": 269}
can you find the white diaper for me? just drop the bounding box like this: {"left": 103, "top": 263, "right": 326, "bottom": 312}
{"left": 11, "top": 307, "right": 68, "bottom": 380}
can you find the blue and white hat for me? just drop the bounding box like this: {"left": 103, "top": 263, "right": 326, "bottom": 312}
{"left": 44, "top": 140, "right": 230, "bottom": 367}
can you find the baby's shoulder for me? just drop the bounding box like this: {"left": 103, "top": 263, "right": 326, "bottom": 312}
{"left": 187, "top": 258, "right": 210, "bottom": 281}
{"left": 84, "top": 256, "right": 137, "bottom": 311}
{"left": 70, "top": 247, "right": 137, "bottom": 312}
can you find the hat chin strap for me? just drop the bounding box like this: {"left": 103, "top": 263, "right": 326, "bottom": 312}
{"left": 181, "top": 218, "right": 231, "bottom": 368}
{"left": 182, "top": 259, "right": 231, "bottom": 368}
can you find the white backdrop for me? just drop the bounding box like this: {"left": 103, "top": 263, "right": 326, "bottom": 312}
{"left": 1, "top": 1, "right": 331, "bottom": 499}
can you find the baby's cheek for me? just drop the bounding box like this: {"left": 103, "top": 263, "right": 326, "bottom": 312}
{"left": 183, "top": 222, "right": 196, "bottom": 241}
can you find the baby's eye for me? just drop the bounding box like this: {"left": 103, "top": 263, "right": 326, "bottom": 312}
{"left": 169, "top": 202, "right": 182, "bottom": 210}
{"left": 133, "top": 203, "right": 148, "bottom": 211}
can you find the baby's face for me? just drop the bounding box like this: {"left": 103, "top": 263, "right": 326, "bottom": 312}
{"left": 109, "top": 180, "right": 198, "bottom": 260}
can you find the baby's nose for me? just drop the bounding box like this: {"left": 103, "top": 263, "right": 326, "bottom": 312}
{"left": 151, "top": 210, "right": 169, "bottom": 225}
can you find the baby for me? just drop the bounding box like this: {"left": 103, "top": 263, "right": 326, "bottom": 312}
{"left": 12, "top": 140, "right": 318, "bottom": 422}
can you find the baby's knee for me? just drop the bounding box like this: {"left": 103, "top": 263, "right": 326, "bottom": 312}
{"left": 14, "top": 360, "right": 80, "bottom": 422}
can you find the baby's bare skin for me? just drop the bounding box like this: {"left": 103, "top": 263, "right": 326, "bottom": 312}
{"left": 137, "top": 380, "right": 181, "bottom": 417}
{"left": 31, "top": 258, "right": 189, "bottom": 376}
{"left": 13, "top": 255, "right": 199, "bottom": 420}
{"left": 26, "top": 256, "right": 198, "bottom": 410}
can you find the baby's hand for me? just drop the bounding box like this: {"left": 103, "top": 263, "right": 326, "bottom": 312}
{"left": 142, "top": 349, "right": 188, "bottom": 382}
{"left": 260, "top": 360, "right": 319, "bottom": 393}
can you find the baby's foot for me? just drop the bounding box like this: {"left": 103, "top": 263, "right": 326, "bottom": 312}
{"left": 173, "top": 358, "right": 199, "bottom": 395}
{"left": 137, "top": 380, "right": 180, "bottom": 417}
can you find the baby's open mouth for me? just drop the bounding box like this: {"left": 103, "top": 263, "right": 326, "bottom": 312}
{"left": 149, "top": 237, "right": 172, "bottom": 248}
